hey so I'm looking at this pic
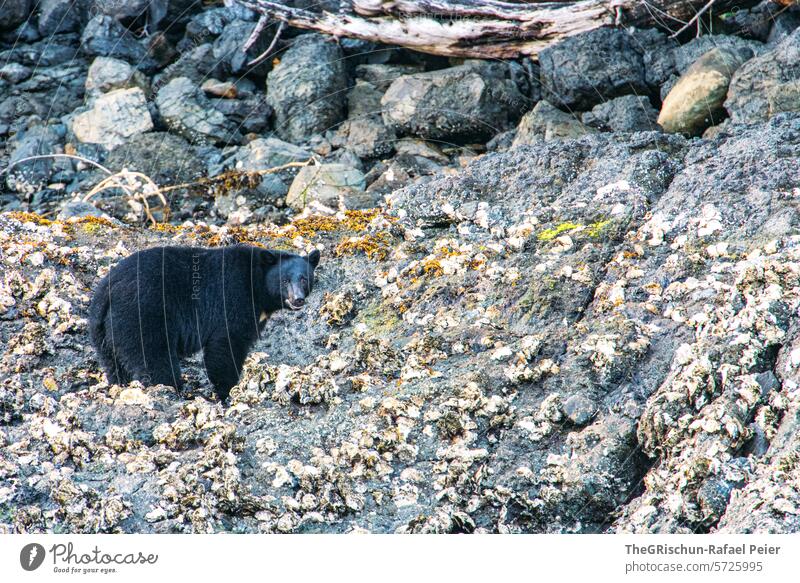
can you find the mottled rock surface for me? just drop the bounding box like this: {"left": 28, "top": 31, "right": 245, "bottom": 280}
{"left": 266, "top": 34, "right": 347, "bottom": 143}
{"left": 658, "top": 47, "right": 752, "bottom": 136}
{"left": 381, "top": 63, "right": 526, "bottom": 142}
{"left": 69, "top": 88, "right": 154, "bottom": 150}
{"left": 4, "top": 114, "right": 800, "bottom": 534}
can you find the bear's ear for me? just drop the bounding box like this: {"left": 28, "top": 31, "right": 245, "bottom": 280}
{"left": 260, "top": 249, "right": 277, "bottom": 266}
{"left": 307, "top": 249, "right": 320, "bottom": 268}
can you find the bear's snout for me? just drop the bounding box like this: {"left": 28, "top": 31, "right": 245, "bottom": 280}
{"left": 285, "top": 282, "right": 307, "bottom": 310}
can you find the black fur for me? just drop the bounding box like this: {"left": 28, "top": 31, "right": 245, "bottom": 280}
{"left": 88, "top": 244, "right": 320, "bottom": 401}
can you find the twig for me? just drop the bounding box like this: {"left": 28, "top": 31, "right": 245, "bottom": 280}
{"left": 82, "top": 169, "right": 169, "bottom": 227}
{"left": 158, "top": 158, "right": 313, "bottom": 194}
{"left": 242, "top": 15, "right": 269, "bottom": 53}
{"left": 0, "top": 153, "right": 114, "bottom": 177}
{"left": 670, "top": 0, "right": 715, "bottom": 38}
{"left": 247, "top": 20, "right": 286, "bottom": 67}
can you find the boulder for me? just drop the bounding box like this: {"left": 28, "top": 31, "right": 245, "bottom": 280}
{"left": 212, "top": 20, "right": 272, "bottom": 77}
{"left": 69, "top": 87, "right": 153, "bottom": 150}
{"left": 539, "top": 28, "right": 648, "bottom": 111}
{"left": 85, "top": 56, "right": 150, "bottom": 99}
{"left": 381, "top": 63, "right": 526, "bottom": 141}
{"left": 726, "top": 28, "right": 800, "bottom": 123}
{"left": 658, "top": 47, "right": 752, "bottom": 136}
{"left": 355, "top": 63, "right": 424, "bottom": 91}
{"left": 0, "top": 0, "right": 31, "bottom": 31}
{"left": 582, "top": 95, "right": 660, "bottom": 133}
{"left": 512, "top": 101, "right": 595, "bottom": 146}
{"left": 334, "top": 117, "right": 395, "bottom": 159}
{"left": 266, "top": 34, "right": 347, "bottom": 143}
{"left": 92, "top": 0, "right": 168, "bottom": 28}
{"left": 286, "top": 163, "right": 367, "bottom": 210}
{"left": 80, "top": 15, "right": 150, "bottom": 67}
{"left": 102, "top": 132, "right": 205, "bottom": 187}
{"left": 5, "top": 125, "right": 62, "bottom": 195}
{"left": 37, "top": 0, "right": 81, "bottom": 36}
{"left": 155, "top": 77, "right": 242, "bottom": 146}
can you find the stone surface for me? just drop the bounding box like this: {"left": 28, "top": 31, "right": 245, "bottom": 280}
{"left": 102, "top": 132, "right": 205, "bottom": 187}
{"left": 4, "top": 126, "right": 62, "bottom": 195}
{"left": 726, "top": 28, "right": 800, "bottom": 123}
{"left": 69, "top": 88, "right": 153, "bottom": 150}
{"left": 80, "top": 15, "right": 149, "bottom": 66}
{"left": 286, "top": 163, "right": 367, "bottom": 210}
{"left": 266, "top": 34, "right": 347, "bottom": 143}
{"left": 0, "top": 0, "right": 31, "bottom": 31}
{"left": 582, "top": 95, "right": 660, "bottom": 133}
{"left": 512, "top": 101, "right": 595, "bottom": 146}
{"left": 156, "top": 77, "right": 242, "bottom": 146}
{"left": 381, "top": 63, "right": 526, "bottom": 142}
{"left": 563, "top": 395, "right": 598, "bottom": 426}
{"left": 212, "top": 20, "right": 272, "bottom": 77}
{"left": 355, "top": 63, "right": 424, "bottom": 91}
{"left": 658, "top": 47, "right": 752, "bottom": 136}
{"left": 37, "top": 0, "right": 81, "bottom": 36}
{"left": 539, "top": 28, "right": 649, "bottom": 111}
{"left": 85, "top": 56, "right": 150, "bottom": 99}
{"left": 334, "top": 117, "right": 395, "bottom": 160}
{"left": 3, "top": 114, "right": 800, "bottom": 534}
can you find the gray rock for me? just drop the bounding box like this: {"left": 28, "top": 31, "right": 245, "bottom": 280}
{"left": 69, "top": 87, "right": 154, "bottom": 150}
{"left": 80, "top": 15, "right": 150, "bottom": 67}
{"left": 582, "top": 95, "right": 660, "bottom": 133}
{"left": 346, "top": 80, "right": 384, "bottom": 118}
{"left": 5, "top": 125, "right": 62, "bottom": 195}
{"left": 355, "top": 63, "right": 424, "bottom": 91}
{"left": 210, "top": 95, "right": 273, "bottom": 136}
{"left": 0, "top": 35, "right": 79, "bottom": 67}
{"left": 659, "top": 47, "right": 752, "bottom": 136}
{"left": 221, "top": 137, "right": 313, "bottom": 199}
{"left": 92, "top": 0, "right": 168, "bottom": 27}
{"left": 37, "top": 0, "right": 81, "bottom": 36}
{"left": 212, "top": 20, "right": 272, "bottom": 77}
{"left": 0, "top": 0, "right": 31, "bottom": 30}
{"left": 334, "top": 117, "right": 395, "bottom": 159}
{"left": 365, "top": 152, "right": 442, "bottom": 196}
{"left": 156, "top": 77, "right": 242, "bottom": 146}
{"left": 540, "top": 28, "right": 649, "bottom": 111}
{"left": 562, "top": 395, "right": 598, "bottom": 426}
{"left": 266, "top": 34, "right": 347, "bottom": 143}
{"left": 286, "top": 163, "right": 367, "bottom": 210}
{"left": 726, "top": 28, "right": 800, "bottom": 123}
{"left": 102, "top": 132, "right": 205, "bottom": 187}
{"left": 394, "top": 138, "right": 449, "bottom": 164}
{"left": 56, "top": 200, "right": 108, "bottom": 221}
{"left": 152, "top": 44, "right": 225, "bottom": 90}
{"left": 0, "top": 63, "right": 32, "bottom": 84}
{"left": 230, "top": 137, "right": 312, "bottom": 170}
{"left": 767, "top": 8, "right": 800, "bottom": 45}
{"left": 381, "top": 63, "right": 526, "bottom": 141}
{"left": 512, "top": 101, "right": 595, "bottom": 146}
{"left": 85, "top": 56, "right": 150, "bottom": 99}
{"left": 644, "top": 34, "right": 761, "bottom": 94}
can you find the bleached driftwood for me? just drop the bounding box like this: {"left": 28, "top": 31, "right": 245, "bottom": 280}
{"left": 235, "top": 0, "right": 760, "bottom": 59}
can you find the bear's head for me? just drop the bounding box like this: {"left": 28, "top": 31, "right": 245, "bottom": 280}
{"left": 264, "top": 249, "right": 321, "bottom": 311}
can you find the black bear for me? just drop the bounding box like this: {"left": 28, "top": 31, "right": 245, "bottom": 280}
{"left": 88, "top": 244, "right": 320, "bottom": 401}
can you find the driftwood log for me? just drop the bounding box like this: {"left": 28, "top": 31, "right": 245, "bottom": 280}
{"left": 234, "top": 0, "right": 762, "bottom": 59}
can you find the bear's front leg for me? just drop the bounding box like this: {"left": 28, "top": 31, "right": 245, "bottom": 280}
{"left": 202, "top": 335, "right": 249, "bottom": 401}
